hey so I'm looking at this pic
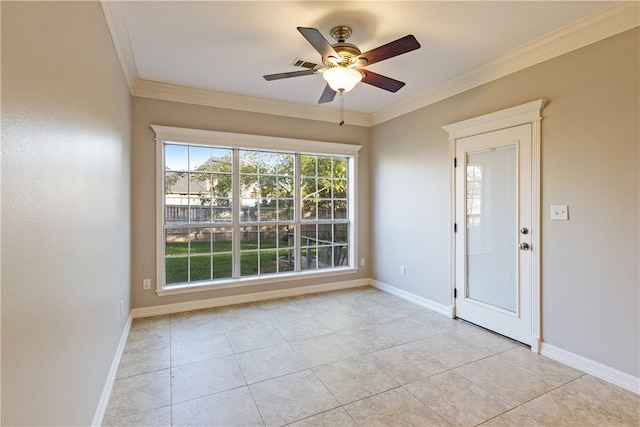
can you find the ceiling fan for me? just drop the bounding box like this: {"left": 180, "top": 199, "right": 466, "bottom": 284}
{"left": 263, "top": 26, "right": 421, "bottom": 109}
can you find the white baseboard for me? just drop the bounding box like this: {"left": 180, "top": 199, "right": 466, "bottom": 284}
{"left": 371, "top": 280, "right": 454, "bottom": 318}
{"left": 92, "top": 314, "right": 132, "bottom": 426}
{"left": 541, "top": 342, "right": 640, "bottom": 395}
{"left": 131, "top": 278, "right": 371, "bottom": 318}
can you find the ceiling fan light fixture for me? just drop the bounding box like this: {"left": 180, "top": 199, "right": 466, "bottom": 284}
{"left": 322, "top": 66, "right": 362, "bottom": 92}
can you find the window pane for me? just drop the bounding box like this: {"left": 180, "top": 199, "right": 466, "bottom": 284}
{"left": 165, "top": 171, "right": 181, "bottom": 195}
{"left": 260, "top": 175, "right": 277, "bottom": 198}
{"left": 277, "top": 153, "right": 294, "bottom": 175}
{"left": 278, "top": 177, "right": 293, "bottom": 198}
{"left": 212, "top": 149, "right": 233, "bottom": 170}
{"left": 190, "top": 206, "right": 211, "bottom": 223}
{"left": 212, "top": 173, "right": 231, "bottom": 198}
{"left": 317, "top": 156, "right": 331, "bottom": 177}
{"left": 240, "top": 252, "right": 259, "bottom": 277}
{"left": 259, "top": 200, "right": 277, "bottom": 221}
{"left": 165, "top": 144, "right": 188, "bottom": 172}
{"left": 334, "top": 179, "right": 347, "bottom": 198}
{"left": 259, "top": 250, "right": 278, "bottom": 274}
{"left": 302, "top": 199, "right": 316, "bottom": 220}
{"left": 261, "top": 152, "right": 279, "bottom": 175}
{"left": 334, "top": 200, "right": 347, "bottom": 219}
{"left": 240, "top": 227, "right": 259, "bottom": 276}
{"left": 165, "top": 257, "right": 188, "bottom": 284}
{"left": 166, "top": 228, "right": 189, "bottom": 255}
{"left": 334, "top": 223, "right": 348, "bottom": 244}
{"left": 212, "top": 199, "right": 232, "bottom": 222}
{"left": 301, "top": 224, "right": 317, "bottom": 270}
{"left": 241, "top": 175, "right": 258, "bottom": 197}
{"left": 190, "top": 172, "right": 210, "bottom": 191}
{"left": 279, "top": 225, "right": 294, "bottom": 248}
{"left": 335, "top": 245, "right": 348, "bottom": 266}
{"left": 191, "top": 197, "right": 211, "bottom": 223}
{"left": 279, "top": 225, "right": 295, "bottom": 272}
{"left": 165, "top": 169, "right": 189, "bottom": 224}
{"left": 240, "top": 151, "right": 259, "bottom": 174}
{"left": 333, "top": 157, "right": 347, "bottom": 178}
{"left": 213, "top": 253, "right": 232, "bottom": 279}
{"left": 318, "top": 200, "right": 332, "bottom": 220}
{"left": 189, "top": 172, "right": 211, "bottom": 223}
{"left": 301, "top": 155, "right": 316, "bottom": 177}
{"left": 278, "top": 199, "right": 294, "bottom": 221}
{"left": 317, "top": 246, "right": 333, "bottom": 269}
{"left": 240, "top": 203, "right": 258, "bottom": 222}
{"left": 190, "top": 146, "right": 212, "bottom": 171}
{"left": 240, "top": 226, "right": 258, "bottom": 251}
{"left": 190, "top": 255, "right": 212, "bottom": 282}
{"left": 301, "top": 247, "right": 317, "bottom": 269}
{"left": 260, "top": 225, "right": 277, "bottom": 249}
{"left": 301, "top": 177, "right": 316, "bottom": 198}
{"left": 191, "top": 228, "right": 212, "bottom": 254}
{"left": 212, "top": 227, "right": 232, "bottom": 253}
{"left": 318, "top": 224, "right": 332, "bottom": 246}
{"left": 318, "top": 178, "right": 331, "bottom": 198}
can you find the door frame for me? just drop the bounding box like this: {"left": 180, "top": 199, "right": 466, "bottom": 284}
{"left": 443, "top": 99, "right": 546, "bottom": 353}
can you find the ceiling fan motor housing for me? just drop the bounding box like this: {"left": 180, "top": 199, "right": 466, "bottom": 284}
{"left": 323, "top": 26, "right": 363, "bottom": 68}
{"left": 325, "top": 42, "right": 361, "bottom": 67}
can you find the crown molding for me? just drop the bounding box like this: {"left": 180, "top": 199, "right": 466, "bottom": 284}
{"left": 100, "top": 0, "right": 137, "bottom": 89}
{"left": 132, "top": 79, "right": 372, "bottom": 127}
{"left": 102, "top": 1, "right": 638, "bottom": 128}
{"left": 371, "top": 1, "right": 639, "bottom": 126}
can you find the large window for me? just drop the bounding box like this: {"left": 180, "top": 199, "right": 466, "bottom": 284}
{"left": 153, "top": 126, "right": 360, "bottom": 294}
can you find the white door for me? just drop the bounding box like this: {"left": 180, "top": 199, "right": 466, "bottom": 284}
{"left": 455, "top": 124, "right": 533, "bottom": 345}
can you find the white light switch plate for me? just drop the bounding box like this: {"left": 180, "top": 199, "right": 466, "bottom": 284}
{"left": 550, "top": 205, "right": 569, "bottom": 220}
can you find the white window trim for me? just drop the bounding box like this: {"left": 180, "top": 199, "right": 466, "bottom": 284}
{"left": 152, "top": 125, "right": 362, "bottom": 296}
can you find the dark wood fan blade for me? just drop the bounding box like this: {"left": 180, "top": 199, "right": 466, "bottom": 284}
{"left": 263, "top": 69, "right": 318, "bottom": 81}
{"left": 360, "top": 70, "right": 405, "bottom": 92}
{"left": 318, "top": 84, "right": 337, "bottom": 103}
{"left": 297, "top": 27, "right": 339, "bottom": 60}
{"left": 357, "top": 35, "right": 420, "bottom": 66}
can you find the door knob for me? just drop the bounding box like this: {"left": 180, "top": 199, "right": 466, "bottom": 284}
{"left": 519, "top": 242, "right": 530, "bottom": 251}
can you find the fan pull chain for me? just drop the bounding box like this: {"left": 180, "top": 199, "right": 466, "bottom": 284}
{"left": 339, "top": 90, "right": 345, "bottom": 126}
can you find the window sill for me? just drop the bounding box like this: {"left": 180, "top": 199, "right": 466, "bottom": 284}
{"left": 156, "top": 267, "right": 359, "bottom": 297}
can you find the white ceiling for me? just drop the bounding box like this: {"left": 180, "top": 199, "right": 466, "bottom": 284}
{"left": 106, "top": 1, "right": 635, "bottom": 125}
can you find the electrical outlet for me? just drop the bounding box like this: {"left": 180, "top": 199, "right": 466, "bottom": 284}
{"left": 377, "top": 260, "right": 383, "bottom": 269}
{"left": 550, "top": 205, "right": 569, "bottom": 220}
{"left": 143, "top": 279, "right": 151, "bottom": 290}
{"left": 360, "top": 258, "right": 365, "bottom": 267}
{"left": 400, "top": 266, "right": 405, "bottom": 276}
{"left": 120, "top": 300, "right": 124, "bottom": 317}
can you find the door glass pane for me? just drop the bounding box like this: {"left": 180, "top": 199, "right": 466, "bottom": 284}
{"left": 466, "top": 145, "right": 517, "bottom": 312}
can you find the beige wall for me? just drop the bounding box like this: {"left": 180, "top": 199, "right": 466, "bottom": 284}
{"left": 371, "top": 28, "right": 639, "bottom": 377}
{"left": 1, "top": 2, "right": 132, "bottom": 425}
{"left": 131, "top": 97, "right": 371, "bottom": 308}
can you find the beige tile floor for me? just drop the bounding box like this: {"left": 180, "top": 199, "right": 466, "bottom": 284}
{"left": 103, "top": 286, "right": 639, "bottom": 426}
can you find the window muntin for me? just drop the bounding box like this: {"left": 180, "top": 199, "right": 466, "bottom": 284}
{"left": 155, "top": 127, "right": 359, "bottom": 292}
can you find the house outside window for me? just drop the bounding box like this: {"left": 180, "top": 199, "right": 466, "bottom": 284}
{"left": 152, "top": 126, "right": 361, "bottom": 295}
